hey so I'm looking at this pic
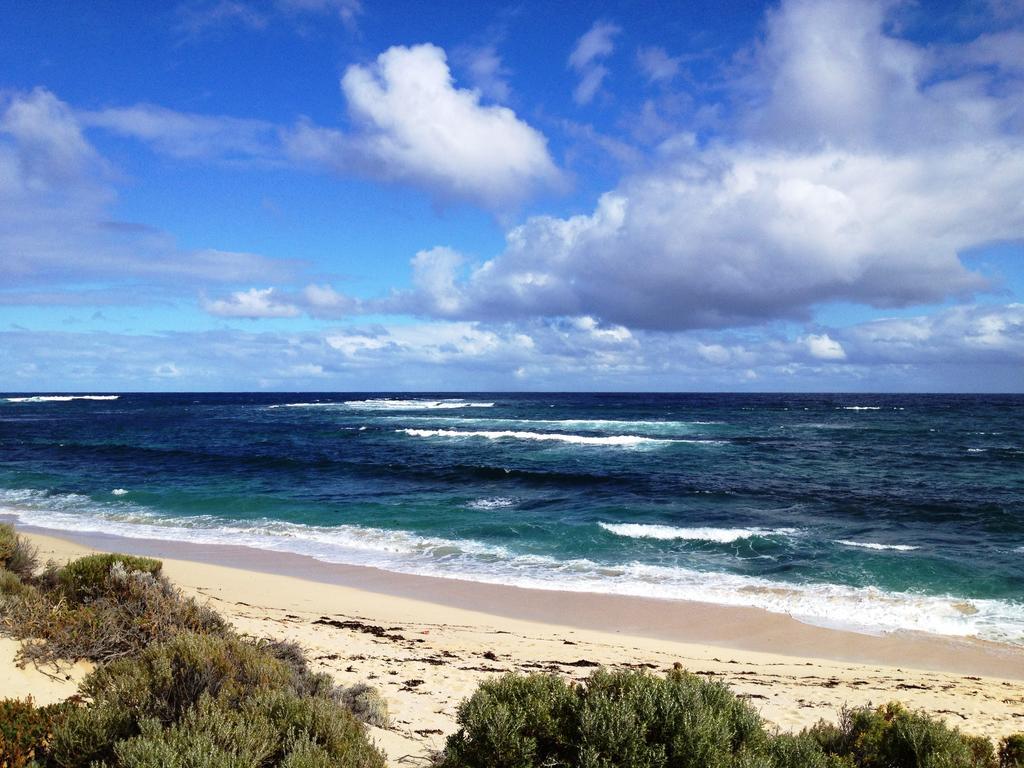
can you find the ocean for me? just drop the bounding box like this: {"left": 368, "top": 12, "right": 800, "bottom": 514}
{"left": 1, "top": 392, "right": 1021, "bottom": 644}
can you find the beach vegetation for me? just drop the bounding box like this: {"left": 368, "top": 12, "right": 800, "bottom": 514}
{"left": 440, "top": 667, "right": 776, "bottom": 768}
{"left": 438, "top": 669, "right": 1014, "bottom": 768}
{"left": 1001, "top": 734, "right": 1024, "bottom": 767}
{"left": 339, "top": 683, "right": 391, "bottom": 729}
{"left": 43, "top": 633, "right": 385, "bottom": 767}
{"left": 0, "top": 524, "right": 38, "bottom": 580}
{"left": 0, "top": 698, "right": 75, "bottom": 768}
{"left": 1, "top": 553, "right": 226, "bottom": 665}
{"left": 46, "top": 553, "right": 161, "bottom": 604}
{"left": 806, "top": 702, "right": 996, "bottom": 768}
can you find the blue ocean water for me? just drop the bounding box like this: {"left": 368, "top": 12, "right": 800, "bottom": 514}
{"left": 1, "top": 392, "right": 1022, "bottom": 643}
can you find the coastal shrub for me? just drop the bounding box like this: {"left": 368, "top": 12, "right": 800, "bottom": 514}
{"left": 256, "top": 638, "right": 342, "bottom": 702}
{"left": 441, "top": 672, "right": 575, "bottom": 767}
{"left": 49, "top": 635, "right": 386, "bottom": 768}
{"left": 75, "top": 633, "right": 298, "bottom": 724}
{"left": 1001, "top": 735, "right": 1024, "bottom": 768}
{"left": 760, "top": 732, "right": 853, "bottom": 768}
{"left": 47, "top": 553, "right": 162, "bottom": 604}
{"left": 0, "top": 697, "right": 75, "bottom": 768}
{"left": 807, "top": 702, "right": 994, "bottom": 768}
{"left": 340, "top": 683, "right": 390, "bottom": 728}
{"left": 440, "top": 670, "right": 1010, "bottom": 768}
{"left": 440, "top": 668, "right": 777, "bottom": 768}
{"left": 2, "top": 555, "right": 226, "bottom": 665}
{"left": 0, "top": 568, "right": 38, "bottom": 600}
{"left": 254, "top": 639, "right": 391, "bottom": 727}
{"left": 0, "top": 524, "right": 38, "bottom": 580}
{"left": 966, "top": 735, "right": 999, "bottom": 768}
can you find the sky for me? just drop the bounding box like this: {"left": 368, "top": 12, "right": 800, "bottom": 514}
{"left": 1, "top": 0, "right": 1023, "bottom": 392}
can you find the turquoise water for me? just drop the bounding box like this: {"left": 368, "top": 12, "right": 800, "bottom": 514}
{"left": 1, "top": 392, "right": 1022, "bottom": 642}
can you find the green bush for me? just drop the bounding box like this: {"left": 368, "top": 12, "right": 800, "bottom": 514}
{"left": 49, "top": 633, "right": 386, "bottom": 768}
{"left": 49, "top": 554, "right": 162, "bottom": 604}
{"left": 761, "top": 732, "right": 853, "bottom": 768}
{"left": 439, "top": 670, "right": 1007, "bottom": 768}
{"left": 340, "top": 683, "right": 390, "bottom": 728}
{"left": 0, "top": 524, "right": 38, "bottom": 580}
{"left": 256, "top": 638, "right": 341, "bottom": 702}
{"left": 441, "top": 668, "right": 778, "bottom": 768}
{"left": 0, "top": 568, "right": 38, "bottom": 600}
{"left": 2, "top": 555, "right": 226, "bottom": 665}
{"left": 0, "top": 697, "right": 74, "bottom": 768}
{"left": 254, "top": 639, "right": 389, "bottom": 727}
{"left": 807, "top": 702, "right": 995, "bottom": 768}
{"left": 1002, "top": 734, "right": 1024, "bottom": 768}
{"left": 104, "top": 691, "right": 386, "bottom": 768}
{"left": 442, "top": 672, "right": 575, "bottom": 768}
{"left": 76, "top": 633, "right": 298, "bottom": 725}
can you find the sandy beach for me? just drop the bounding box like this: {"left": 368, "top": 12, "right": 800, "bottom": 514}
{"left": 3, "top": 527, "right": 1021, "bottom": 765}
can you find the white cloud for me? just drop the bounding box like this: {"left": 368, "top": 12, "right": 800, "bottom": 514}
{"left": 636, "top": 46, "right": 681, "bottom": 83}
{"left": 569, "top": 21, "right": 621, "bottom": 105}
{"left": 697, "top": 343, "right": 731, "bottom": 365}
{"left": 81, "top": 105, "right": 278, "bottom": 162}
{"left": 284, "top": 44, "right": 560, "bottom": 207}
{"left": 6, "top": 302, "right": 1022, "bottom": 391}
{"left": 843, "top": 303, "right": 1024, "bottom": 362}
{"left": 745, "top": 0, "right": 1024, "bottom": 147}
{"left": 803, "top": 333, "right": 847, "bottom": 360}
{"left": 175, "top": 0, "right": 361, "bottom": 38}
{"left": 77, "top": 45, "right": 557, "bottom": 209}
{"left": 408, "top": 246, "right": 465, "bottom": 315}
{"left": 278, "top": 0, "right": 361, "bottom": 28}
{"left": 0, "top": 89, "right": 296, "bottom": 296}
{"left": 456, "top": 44, "right": 512, "bottom": 102}
{"left": 201, "top": 287, "right": 300, "bottom": 318}
{"left": 387, "top": 0, "right": 1023, "bottom": 331}
{"left": 302, "top": 284, "right": 356, "bottom": 318}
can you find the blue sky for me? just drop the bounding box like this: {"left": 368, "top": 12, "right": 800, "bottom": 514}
{"left": 1, "top": 0, "right": 1022, "bottom": 391}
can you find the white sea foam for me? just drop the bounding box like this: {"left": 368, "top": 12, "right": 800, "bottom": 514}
{"left": 345, "top": 399, "right": 494, "bottom": 410}
{"left": 600, "top": 523, "right": 796, "bottom": 543}
{"left": 467, "top": 497, "right": 517, "bottom": 510}
{"left": 835, "top": 539, "right": 919, "bottom": 552}
{"left": 5, "top": 395, "right": 119, "bottom": 403}
{"left": 1, "top": 487, "right": 1021, "bottom": 645}
{"left": 398, "top": 428, "right": 669, "bottom": 447}
{"left": 387, "top": 416, "right": 724, "bottom": 434}
{"left": 840, "top": 406, "right": 882, "bottom": 411}
{"left": 270, "top": 399, "right": 494, "bottom": 410}
{"left": 111, "top": 488, "right": 129, "bottom": 496}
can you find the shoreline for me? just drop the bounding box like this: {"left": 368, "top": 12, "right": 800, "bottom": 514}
{"left": 11, "top": 520, "right": 1024, "bottom": 680}
{"left": 9, "top": 526, "right": 1024, "bottom": 763}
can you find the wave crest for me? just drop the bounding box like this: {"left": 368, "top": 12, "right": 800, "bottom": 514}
{"left": 6, "top": 395, "right": 119, "bottom": 403}
{"left": 835, "top": 539, "right": 919, "bottom": 552}
{"left": 600, "top": 523, "right": 796, "bottom": 543}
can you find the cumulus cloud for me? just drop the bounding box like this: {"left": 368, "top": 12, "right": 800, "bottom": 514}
{"left": 744, "top": 0, "right": 1024, "bottom": 148}
{"left": 803, "top": 333, "right": 846, "bottom": 360}
{"left": 78, "top": 45, "right": 558, "bottom": 208}
{"left": 292, "top": 44, "right": 559, "bottom": 207}
{"left": 201, "top": 287, "right": 300, "bottom": 318}
{"left": 390, "top": 0, "right": 1023, "bottom": 330}
{"left": 569, "top": 21, "right": 621, "bottom": 105}
{"left": 5, "top": 302, "right": 1022, "bottom": 391}
{"left": 841, "top": 303, "right": 1024, "bottom": 363}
